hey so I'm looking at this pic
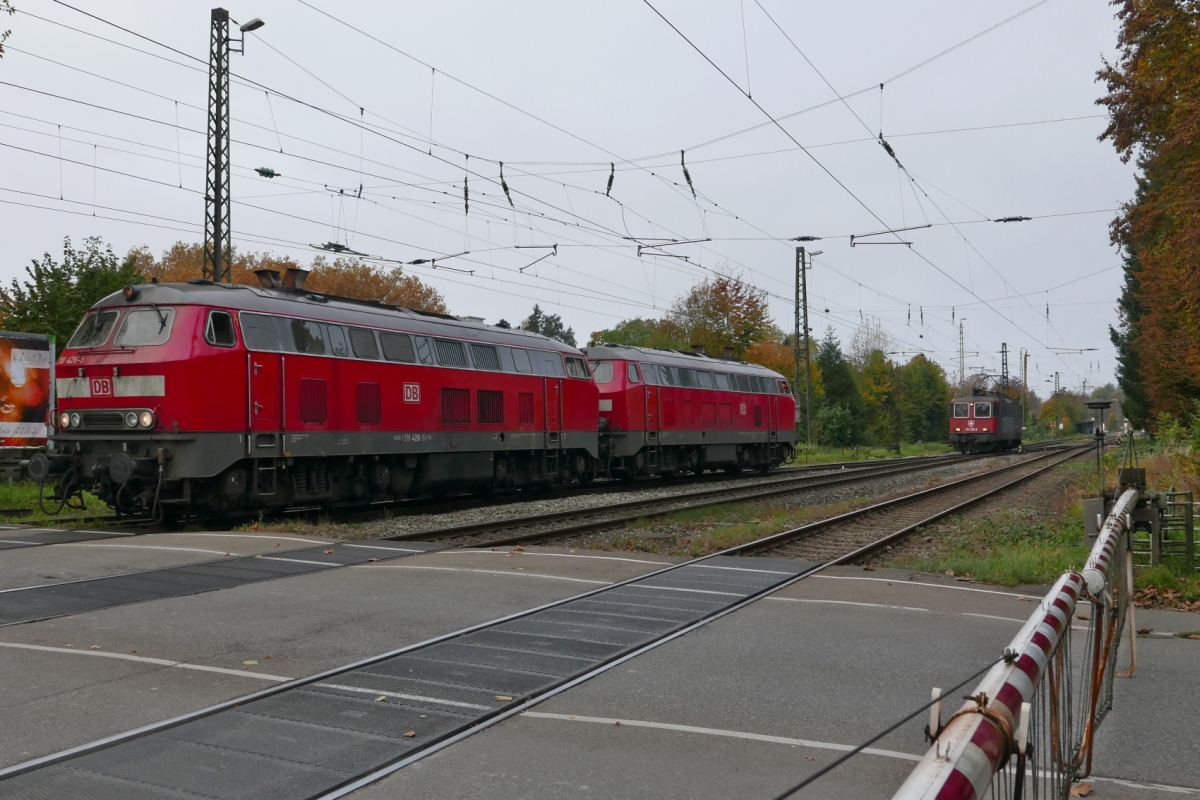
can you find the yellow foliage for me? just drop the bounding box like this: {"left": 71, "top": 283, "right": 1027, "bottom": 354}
{"left": 127, "top": 243, "right": 447, "bottom": 313}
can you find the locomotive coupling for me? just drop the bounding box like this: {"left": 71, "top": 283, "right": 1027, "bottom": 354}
{"left": 108, "top": 452, "right": 158, "bottom": 485}
{"left": 27, "top": 453, "right": 70, "bottom": 483}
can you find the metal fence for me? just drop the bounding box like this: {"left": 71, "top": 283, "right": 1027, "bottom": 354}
{"left": 892, "top": 488, "right": 1140, "bottom": 800}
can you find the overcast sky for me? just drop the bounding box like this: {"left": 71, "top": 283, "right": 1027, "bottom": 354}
{"left": 0, "top": 0, "right": 1131, "bottom": 392}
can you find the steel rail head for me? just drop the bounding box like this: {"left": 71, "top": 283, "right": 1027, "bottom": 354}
{"left": 891, "top": 571, "right": 1084, "bottom": 800}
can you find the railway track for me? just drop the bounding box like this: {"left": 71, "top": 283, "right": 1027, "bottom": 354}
{"left": 0, "top": 449, "right": 997, "bottom": 625}
{"left": 0, "top": 451, "right": 972, "bottom": 549}
{"left": 0, "top": 443, "right": 1094, "bottom": 800}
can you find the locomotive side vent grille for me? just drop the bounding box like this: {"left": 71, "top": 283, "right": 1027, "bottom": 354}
{"left": 519, "top": 392, "right": 535, "bottom": 425}
{"left": 433, "top": 339, "right": 468, "bottom": 368}
{"left": 477, "top": 390, "right": 504, "bottom": 424}
{"left": 357, "top": 382, "right": 382, "bottom": 424}
{"left": 81, "top": 411, "right": 125, "bottom": 430}
{"left": 469, "top": 343, "right": 502, "bottom": 371}
{"left": 299, "top": 378, "right": 327, "bottom": 424}
{"left": 441, "top": 388, "right": 470, "bottom": 425}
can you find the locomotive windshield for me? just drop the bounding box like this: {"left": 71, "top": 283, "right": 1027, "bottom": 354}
{"left": 953, "top": 402, "right": 969, "bottom": 418}
{"left": 68, "top": 310, "right": 119, "bottom": 349}
{"left": 589, "top": 361, "right": 614, "bottom": 384}
{"left": 974, "top": 402, "right": 993, "bottom": 418}
{"left": 114, "top": 308, "right": 176, "bottom": 347}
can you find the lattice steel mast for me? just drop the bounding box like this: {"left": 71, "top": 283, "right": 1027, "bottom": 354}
{"left": 203, "top": 9, "right": 263, "bottom": 283}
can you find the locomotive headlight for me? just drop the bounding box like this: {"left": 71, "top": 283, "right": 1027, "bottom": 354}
{"left": 125, "top": 411, "right": 139, "bottom": 428}
{"left": 69, "top": 413, "right": 81, "bottom": 428}
{"left": 139, "top": 411, "right": 154, "bottom": 428}
{"left": 59, "top": 412, "right": 70, "bottom": 428}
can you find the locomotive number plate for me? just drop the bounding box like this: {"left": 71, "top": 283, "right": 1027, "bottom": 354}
{"left": 403, "top": 383, "right": 420, "bottom": 404}
{"left": 90, "top": 377, "right": 113, "bottom": 397}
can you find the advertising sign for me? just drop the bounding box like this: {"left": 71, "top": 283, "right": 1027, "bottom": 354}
{"left": 0, "top": 332, "right": 51, "bottom": 447}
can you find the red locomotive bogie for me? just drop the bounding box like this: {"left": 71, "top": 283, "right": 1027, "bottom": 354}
{"left": 585, "top": 344, "right": 797, "bottom": 476}
{"left": 44, "top": 278, "right": 599, "bottom": 519}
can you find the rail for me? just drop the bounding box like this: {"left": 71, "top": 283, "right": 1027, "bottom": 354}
{"left": 892, "top": 488, "right": 1139, "bottom": 800}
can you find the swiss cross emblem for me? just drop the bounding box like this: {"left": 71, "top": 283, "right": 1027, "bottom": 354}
{"left": 403, "top": 383, "right": 420, "bottom": 404}
{"left": 90, "top": 377, "right": 113, "bottom": 397}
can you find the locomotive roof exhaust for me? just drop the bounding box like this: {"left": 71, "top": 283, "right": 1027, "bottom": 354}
{"left": 253, "top": 269, "right": 282, "bottom": 289}
{"left": 283, "top": 267, "right": 309, "bottom": 290}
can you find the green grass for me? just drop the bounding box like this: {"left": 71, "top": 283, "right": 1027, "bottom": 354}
{"left": 1134, "top": 562, "right": 1200, "bottom": 605}
{"left": 889, "top": 506, "right": 1092, "bottom": 586}
{"left": 0, "top": 480, "right": 108, "bottom": 522}
{"left": 788, "top": 442, "right": 951, "bottom": 466}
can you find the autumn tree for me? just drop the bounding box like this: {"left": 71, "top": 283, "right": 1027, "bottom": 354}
{"left": 897, "top": 354, "right": 951, "bottom": 443}
{"left": 127, "top": 242, "right": 447, "bottom": 313}
{"left": 0, "top": 0, "right": 14, "bottom": 59}
{"left": 588, "top": 317, "right": 686, "bottom": 350}
{"left": 668, "top": 273, "right": 774, "bottom": 359}
{"left": 0, "top": 237, "right": 142, "bottom": 345}
{"left": 1098, "top": 0, "right": 1200, "bottom": 426}
{"left": 815, "top": 329, "right": 864, "bottom": 445}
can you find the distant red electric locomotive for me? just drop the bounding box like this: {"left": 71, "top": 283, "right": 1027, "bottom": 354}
{"left": 949, "top": 389, "right": 1022, "bottom": 453}
{"left": 585, "top": 344, "right": 797, "bottom": 477}
{"left": 32, "top": 269, "right": 600, "bottom": 520}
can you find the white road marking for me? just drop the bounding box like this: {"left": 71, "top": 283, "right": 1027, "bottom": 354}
{"left": 56, "top": 544, "right": 241, "bottom": 556}
{"left": 962, "top": 612, "right": 1028, "bottom": 624}
{"left": 769, "top": 597, "right": 931, "bottom": 613}
{"left": 522, "top": 713, "right": 1200, "bottom": 794}
{"left": 521, "top": 712, "right": 921, "bottom": 761}
{"left": 701, "top": 565, "right": 795, "bottom": 576}
{"left": 636, "top": 584, "right": 744, "bottom": 597}
{"left": 255, "top": 556, "right": 338, "bottom": 567}
{"left": 315, "top": 683, "right": 491, "bottom": 710}
{"left": 812, "top": 574, "right": 1043, "bottom": 599}
{"left": 0, "top": 642, "right": 290, "bottom": 681}
{"left": 166, "top": 533, "right": 330, "bottom": 544}
{"left": 341, "top": 544, "right": 426, "bottom": 553}
{"left": 353, "top": 564, "right": 612, "bottom": 585}
{"left": 455, "top": 550, "right": 673, "bottom": 566}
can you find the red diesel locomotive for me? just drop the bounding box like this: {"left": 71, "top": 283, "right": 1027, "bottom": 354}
{"left": 949, "top": 388, "right": 1022, "bottom": 454}
{"left": 32, "top": 269, "right": 599, "bottom": 520}
{"left": 30, "top": 270, "right": 797, "bottom": 520}
{"left": 584, "top": 344, "right": 796, "bottom": 476}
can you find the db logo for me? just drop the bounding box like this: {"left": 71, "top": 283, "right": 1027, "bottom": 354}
{"left": 403, "top": 383, "right": 420, "bottom": 404}
{"left": 739, "top": 403, "right": 747, "bottom": 416}
{"left": 90, "top": 377, "right": 113, "bottom": 397}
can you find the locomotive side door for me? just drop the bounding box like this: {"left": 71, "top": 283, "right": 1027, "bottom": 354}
{"left": 248, "top": 352, "right": 282, "bottom": 432}
{"left": 644, "top": 376, "right": 659, "bottom": 432}
{"left": 545, "top": 378, "right": 562, "bottom": 433}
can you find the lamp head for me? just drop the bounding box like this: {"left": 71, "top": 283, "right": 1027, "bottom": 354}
{"left": 239, "top": 17, "right": 265, "bottom": 32}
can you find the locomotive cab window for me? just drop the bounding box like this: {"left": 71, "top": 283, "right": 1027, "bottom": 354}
{"left": 590, "top": 361, "right": 614, "bottom": 384}
{"left": 734, "top": 374, "right": 752, "bottom": 392}
{"left": 204, "top": 311, "right": 236, "bottom": 347}
{"left": 565, "top": 356, "right": 589, "bottom": 379}
{"left": 290, "top": 319, "right": 326, "bottom": 355}
{"left": 658, "top": 365, "right": 676, "bottom": 386}
{"left": 698, "top": 371, "right": 715, "bottom": 389}
{"left": 639, "top": 363, "right": 657, "bottom": 385}
{"left": 974, "top": 402, "right": 993, "bottom": 418}
{"left": 953, "top": 402, "right": 970, "bottom": 418}
{"left": 678, "top": 368, "right": 696, "bottom": 387}
{"left": 714, "top": 372, "right": 732, "bottom": 390}
{"left": 627, "top": 362, "right": 641, "bottom": 383}
{"left": 349, "top": 327, "right": 380, "bottom": 360}
{"left": 114, "top": 307, "right": 176, "bottom": 347}
{"left": 68, "top": 310, "right": 120, "bottom": 349}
